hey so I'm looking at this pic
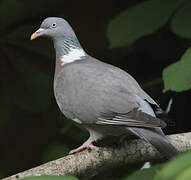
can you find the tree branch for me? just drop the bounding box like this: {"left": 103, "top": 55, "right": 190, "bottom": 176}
{"left": 3, "top": 132, "right": 191, "bottom": 180}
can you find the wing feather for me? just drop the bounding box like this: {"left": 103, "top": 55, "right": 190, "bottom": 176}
{"left": 96, "top": 108, "right": 166, "bottom": 128}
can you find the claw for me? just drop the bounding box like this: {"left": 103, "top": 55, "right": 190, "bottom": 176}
{"left": 69, "top": 139, "right": 99, "bottom": 154}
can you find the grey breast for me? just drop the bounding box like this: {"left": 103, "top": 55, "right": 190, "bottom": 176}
{"left": 54, "top": 57, "right": 158, "bottom": 124}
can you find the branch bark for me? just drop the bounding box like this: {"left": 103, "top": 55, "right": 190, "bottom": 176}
{"left": 3, "top": 132, "right": 191, "bottom": 180}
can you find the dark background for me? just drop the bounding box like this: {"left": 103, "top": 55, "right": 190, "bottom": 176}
{"left": 0, "top": 0, "right": 191, "bottom": 179}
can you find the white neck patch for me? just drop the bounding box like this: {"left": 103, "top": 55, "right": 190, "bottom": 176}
{"left": 60, "top": 47, "right": 86, "bottom": 66}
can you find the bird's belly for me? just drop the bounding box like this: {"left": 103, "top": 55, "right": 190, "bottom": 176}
{"left": 84, "top": 124, "right": 134, "bottom": 141}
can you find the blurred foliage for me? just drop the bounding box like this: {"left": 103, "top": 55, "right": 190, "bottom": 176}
{"left": 107, "top": 0, "right": 182, "bottom": 48}
{"left": 122, "top": 164, "right": 163, "bottom": 180}
{"left": 0, "top": 171, "right": 7, "bottom": 179}
{"left": 107, "top": 0, "right": 191, "bottom": 93}
{"left": 122, "top": 151, "right": 191, "bottom": 180}
{"left": 163, "top": 47, "right": 191, "bottom": 92}
{"left": 154, "top": 151, "right": 191, "bottom": 180}
{"left": 0, "top": 0, "right": 191, "bottom": 180}
{"left": 21, "top": 175, "right": 78, "bottom": 180}
{"left": 171, "top": 2, "right": 191, "bottom": 38}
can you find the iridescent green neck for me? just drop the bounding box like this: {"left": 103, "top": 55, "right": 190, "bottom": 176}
{"left": 53, "top": 36, "right": 86, "bottom": 66}
{"left": 54, "top": 36, "right": 84, "bottom": 60}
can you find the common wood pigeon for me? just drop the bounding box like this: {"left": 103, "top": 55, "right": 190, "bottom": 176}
{"left": 31, "top": 17, "right": 178, "bottom": 159}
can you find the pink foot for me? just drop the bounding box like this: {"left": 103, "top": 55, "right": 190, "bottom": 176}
{"left": 69, "top": 139, "right": 99, "bottom": 154}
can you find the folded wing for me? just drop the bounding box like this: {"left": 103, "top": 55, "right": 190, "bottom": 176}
{"left": 96, "top": 108, "right": 166, "bottom": 128}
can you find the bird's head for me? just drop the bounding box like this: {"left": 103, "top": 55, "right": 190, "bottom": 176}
{"left": 30, "top": 17, "right": 75, "bottom": 41}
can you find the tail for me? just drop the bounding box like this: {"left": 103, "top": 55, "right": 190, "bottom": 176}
{"left": 129, "top": 127, "right": 179, "bottom": 160}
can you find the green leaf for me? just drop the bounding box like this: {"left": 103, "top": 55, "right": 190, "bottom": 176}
{"left": 175, "top": 166, "right": 191, "bottom": 180}
{"left": 154, "top": 151, "right": 191, "bottom": 180}
{"left": 107, "top": 0, "right": 183, "bottom": 48}
{"left": 163, "top": 47, "right": 191, "bottom": 92}
{"left": 122, "top": 164, "right": 163, "bottom": 180}
{"left": 21, "top": 175, "right": 78, "bottom": 180}
{"left": 170, "top": 2, "right": 191, "bottom": 38}
{"left": 42, "top": 143, "right": 69, "bottom": 163}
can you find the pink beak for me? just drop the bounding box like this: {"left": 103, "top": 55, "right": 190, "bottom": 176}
{"left": 30, "top": 28, "right": 45, "bottom": 40}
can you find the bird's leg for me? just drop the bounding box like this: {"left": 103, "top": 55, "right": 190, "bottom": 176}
{"left": 69, "top": 138, "right": 99, "bottom": 154}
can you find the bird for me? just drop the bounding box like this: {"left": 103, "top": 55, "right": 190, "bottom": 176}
{"left": 30, "top": 17, "right": 179, "bottom": 159}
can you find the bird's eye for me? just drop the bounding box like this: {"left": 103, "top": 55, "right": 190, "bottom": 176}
{"left": 52, "top": 23, "right": 57, "bottom": 28}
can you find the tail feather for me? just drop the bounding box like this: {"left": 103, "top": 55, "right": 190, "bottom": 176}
{"left": 129, "top": 127, "right": 179, "bottom": 160}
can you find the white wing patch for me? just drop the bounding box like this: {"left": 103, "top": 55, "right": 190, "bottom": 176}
{"left": 60, "top": 47, "right": 86, "bottom": 66}
{"left": 135, "top": 95, "right": 155, "bottom": 117}
{"left": 72, "top": 118, "right": 82, "bottom": 124}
